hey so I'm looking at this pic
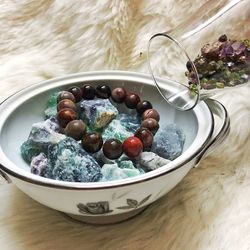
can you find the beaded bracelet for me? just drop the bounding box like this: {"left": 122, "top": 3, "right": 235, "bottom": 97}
{"left": 56, "top": 84, "right": 160, "bottom": 159}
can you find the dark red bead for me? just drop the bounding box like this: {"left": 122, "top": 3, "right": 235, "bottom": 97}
{"left": 67, "top": 86, "right": 82, "bottom": 102}
{"left": 57, "top": 99, "right": 77, "bottom": 112}
{"left": 65, "top": 120, "right": 87, "bottom": 141}
{"left": 111, "top": 87, "right": 127, "bottom": 103}
{"left": 81, "top": 132, "right": 103, "bottom": 153}
{"left": 136, "top": 100, "right": 153, "bottom": 115}
{"left": 57, "top": 91, "right": 76, "bottom": 103}
{"left": 125, "top": 93, "right": 140, "bottom": 109}
{"left": 81, "top": 84, "right": 96, "bottom": 100}
{"left": 141, "top": 118, "right": 159, "bottom": 135}
{"left": 122, "top": 136, "right": 143, "bottom": 158}
{"left": 96, "top": 85, "right": 111, "bottom": 98}
{"left": 57, "top": 108, "right": 77, "bottom": 128}
{"left": 103, "top": 139, "right": 123, "bottom": 159}
{"left": 142, "top": 108, "right": 160, "bottom": 122}
{"left": 134, "top": 128, "right": 154, "bottom": 149}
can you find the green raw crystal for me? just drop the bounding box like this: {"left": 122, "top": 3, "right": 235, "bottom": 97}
{"left": 44, "top": 92, "right": 60, "bottom": 119}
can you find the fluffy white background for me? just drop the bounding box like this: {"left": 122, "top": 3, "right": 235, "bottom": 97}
{"left": 0, "top": 0, "right": 249, "bottom": 249}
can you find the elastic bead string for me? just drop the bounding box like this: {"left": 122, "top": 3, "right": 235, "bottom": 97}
{"left": 56, "top": 84, "right": 160, "bottom": 159}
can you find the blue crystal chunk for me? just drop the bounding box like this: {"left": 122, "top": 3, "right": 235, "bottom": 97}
{"left": 79, "top": 98, "right": 118, "bottom": 129}
{"left": 42, "top": 137, "right": 102, "bottom": 182}
{"left": 151, "top": 124, "right": 185, "bottom": 160}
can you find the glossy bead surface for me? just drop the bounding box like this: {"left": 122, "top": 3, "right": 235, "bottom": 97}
{"left": 57, "top": 108, "right": 77, "bottom": 128}
{"left": 124, "top": 93, "right": 140, "bottom": 109}
{"left": 57, "top": 99, "right": 77, "bottom": 112}
{"left": 111, "top": 87, "right": 127, "bottom": 103}
{"left": 81, "top": 84, "right": 96, "bottom": 100}
{"left": 81, "top": 132, "right": 103, "bottom": 153}
{"left": 122, "top": 136, "right": 143, "bottom": 158}
{"left": 142, "top": 108, "right": 160, "bottom": 122}
{"left": 67, "top": 86, "right": 82, "bottom": 102}
{"left": 64, "top": 120, "right": 87, "bottom": 141}
{"left": 136, "top": 100, "right": 153, "bottom": 115}
{"left": 134, "top": 128, "right": 154, "bottom": 149}
{"left": 57, "top": 91, "right": 76, "bottom": 103}
{"left": 141, "top": 118, "right": 159, "bottom": 135}
{"left": 103, "top": 139, "right": 123, "bottom": 159}
{"left": 96, "top": 85, "right": 111, "bottom": 99}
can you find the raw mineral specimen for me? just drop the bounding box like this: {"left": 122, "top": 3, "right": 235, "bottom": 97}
{"left": 21, "top": 117, "right": 65, "bottom": 163}
{"left": 137, "top": 152, "right": 171, "bottom": 172}
{"left": 151, "top": 124, "right": 185, "bottom": 160}
{"left": 42, "top": 137, "right": 102, "bottom": 182}
{"left": 79, "top": 98, "right": 118, "bottom": 129}
{"left": 102, "top": 113, "right": 140, "bottom": 142}
{"left": 30, "top": 153, "right": 48, "bottom": 175}
{"left": 186, "top": 35, "right": 250, "bottom": 90}
{"left": 44, "top": 92, "right": 60, "bottom": 119}
{"left": 100, "top": 162, "right": 141, "bottom": 181}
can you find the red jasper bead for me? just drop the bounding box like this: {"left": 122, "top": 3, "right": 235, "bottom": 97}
{"left": 57, "top": 108, "right": 77, "bottom": 128}
{"left": 122, "top": 136, "right": 143, "bottom": 158}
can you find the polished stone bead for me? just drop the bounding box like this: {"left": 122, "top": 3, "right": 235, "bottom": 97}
{"left": 141, "top": 118, "right": 159, "bottom": 135}
{"left": 57, "top": 91, "right": 76, "bottom": 103}
{"left": 81, "top": 132, "right": 103, "bottom": 153}
{"left": 67, "top": 86, "right": 82, "bottom": 102}
{"left": 111, "top": 87, "right": 127, "bottom": 103}
{"left": 136, "top": 100, "right": 153, "bottom": 115}
{"left": 57, "top": 99, "right": 77, "bottom": 112}
{"left": 57, "top": 108, "right": 77, "bottom": 128}
{"left": 96, "top": 84, "right": 111, "bottom": 99}
{"left": 134, "top": 127, "right": 154, "bottom": 149}
{"left": 122, "top": 136, "right": 143, "bottom": 158}
{"left": 81, "top": 84, "right": 96, "bottom": 100}
{"left": 124, "top": 93, "right": 140, "bottom": 109}
{"left": 142, "top": 108, "right": 160, "bottom": 122}
{"left": 103, "top": 139, "right": 123, "bottom": 159}
{"left": 65, "top": 120, "right": 86, "bottom": 141}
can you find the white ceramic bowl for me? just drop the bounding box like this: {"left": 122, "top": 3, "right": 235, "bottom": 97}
{"left": 0, "top": 71, "right": 230, "bottom": 224}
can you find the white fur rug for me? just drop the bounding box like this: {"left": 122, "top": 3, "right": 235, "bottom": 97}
{"left": 0, "top": 1, "right": 250, "bottom": 249}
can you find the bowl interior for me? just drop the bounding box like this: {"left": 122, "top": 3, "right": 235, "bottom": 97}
{"left": 0, "top": 71, "right": 212, "bottom": 187}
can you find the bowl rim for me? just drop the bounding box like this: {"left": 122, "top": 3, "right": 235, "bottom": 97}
{"left": 0, "top": 70, "right": 214, "bottom": 190}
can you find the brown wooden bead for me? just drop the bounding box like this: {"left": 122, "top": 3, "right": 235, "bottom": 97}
{"left": 64, "top": 120, "right": 86, "bottom": 141}
{"left": 57, "top": 108, "right": 77, "bottom": 128}
{"left": 125, "top": 93, "right": 140, "bottom": 109}
{"left": 81, "top": 132, "right": 103, "bottom": 153}
{"left": 111, "top": 87, "right": 127, "bottom": 103}
{"left": 141, "top": 118, "right": 159, "bottom": 135}
{"left": 134, "top": 128, "right": 154, "bottom": 149}
{"left": 103, "top": 139, "right": 123, "bottom": 159}
{"left": 57, "top": 99, "right": 77, "bottom": 112}
{"left": 57, "top": 91, "right": 76, "bottom": 103}
{"left": 142, "top": 109, "right": 160, "bottom": 122}
{"left": 67, "top": 86, "right": 82, "bottom": 102}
